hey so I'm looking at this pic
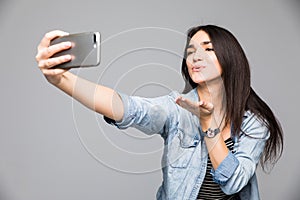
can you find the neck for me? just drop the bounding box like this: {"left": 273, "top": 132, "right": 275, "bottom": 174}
{"left": 197, "top": 79, "right": 226, "bottom": 119}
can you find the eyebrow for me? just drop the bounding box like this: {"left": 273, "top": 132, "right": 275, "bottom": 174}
{"left": 200, "top": 41, "right": 212, "bottom": 45}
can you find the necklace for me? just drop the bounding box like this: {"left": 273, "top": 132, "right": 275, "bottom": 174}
{"left": 217, "top": 112, "right": 226, "bottom": 131}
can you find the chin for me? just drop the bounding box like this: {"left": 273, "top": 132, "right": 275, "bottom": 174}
{"left": 190, "top": 77, "right": 206, "bottom": 85}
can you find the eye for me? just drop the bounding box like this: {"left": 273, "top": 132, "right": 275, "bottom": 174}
{"left": 186, "top": 51, "right": 195, "bottom": 56}
{"left": 205, "top": 48, "right": 214, "bottom": 51}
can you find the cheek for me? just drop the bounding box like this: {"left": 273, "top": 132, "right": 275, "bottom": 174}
{"left": 209, "top": 54, "right": 222, "bottom": 74}
{"left": 214, "top": 59, "right": 222, "bottom": 74}
{"left": 186, "top": 56, "right": 193, "bottom": 69}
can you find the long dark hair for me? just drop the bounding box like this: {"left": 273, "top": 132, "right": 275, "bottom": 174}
{"left": 181, "top": 25, "right": 283, "bottom": 171}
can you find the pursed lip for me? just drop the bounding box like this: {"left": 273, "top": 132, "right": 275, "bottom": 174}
{"left": 191, "top": 64, "right": 205, "bottom": 72}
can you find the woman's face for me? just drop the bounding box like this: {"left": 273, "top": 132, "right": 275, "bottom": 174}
{"left": 186, "top": 30, "right": 222, "bottom": 85}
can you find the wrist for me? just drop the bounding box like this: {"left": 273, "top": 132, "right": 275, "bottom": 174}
{"left": 52, "top": 71, "right": 71, "bottom": 87}
{"left": 51, "top": 71, "right": 76, "bottom": 98}
{"left": 46, "top": 72, "right": 64, "bottom": 86}
{"left": 201, "top": 114, "right": 225, "bottom": 138}
{"left": 200, "top": 116, "right": 218, "bottom": 131}
{"left": 202, "top": 127, "right": 221, "bottom": 138}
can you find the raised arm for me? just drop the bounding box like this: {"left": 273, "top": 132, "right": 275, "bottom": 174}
{"left": 35, "top": 30, "right": 124, "bottom": 121}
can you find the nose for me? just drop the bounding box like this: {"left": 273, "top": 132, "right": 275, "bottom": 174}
{"left": 193, "top": 48, "right": 204, "bottom": 62}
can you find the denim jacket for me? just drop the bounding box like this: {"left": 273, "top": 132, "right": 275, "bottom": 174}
{"left": 105, "top": 88, "right": 269, "bottom": 200}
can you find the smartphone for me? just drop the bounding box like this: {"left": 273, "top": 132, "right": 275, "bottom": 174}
{"left": 50, "top": 32, "right": 100, "bottom": 69}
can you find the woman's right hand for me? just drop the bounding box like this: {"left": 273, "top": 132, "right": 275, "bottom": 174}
{"left": 35, "top": 30, "right": 72, "bottom": 85}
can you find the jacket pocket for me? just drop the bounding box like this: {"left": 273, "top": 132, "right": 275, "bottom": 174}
{"left": 168, "top": 130, "right": 198, "bottom": 168}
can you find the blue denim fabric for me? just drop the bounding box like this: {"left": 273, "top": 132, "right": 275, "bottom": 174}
{"left": 106, "top": 88, "right": 269, "bottom": 200}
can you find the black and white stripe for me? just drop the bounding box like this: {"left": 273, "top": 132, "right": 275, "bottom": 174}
{"left": 197, "top": 138, "right": 238, "bottom": 200}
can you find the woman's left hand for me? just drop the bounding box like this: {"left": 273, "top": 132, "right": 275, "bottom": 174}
{"left": 175, "top": 96, "right": 214, "bottom": 121}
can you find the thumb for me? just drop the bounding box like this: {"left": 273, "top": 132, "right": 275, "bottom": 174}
{"left": 199, "top": 100, "right": 214, "bottom": 112}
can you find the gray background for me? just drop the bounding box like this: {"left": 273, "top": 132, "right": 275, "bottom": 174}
{"left": 0, "top": 0, "right": 299, "bottom": 199}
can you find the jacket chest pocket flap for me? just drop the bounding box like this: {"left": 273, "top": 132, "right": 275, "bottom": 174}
{"left": 168, "top": 129, "right": 199, "bottom": 168}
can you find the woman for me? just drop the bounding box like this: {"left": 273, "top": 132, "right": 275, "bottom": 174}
{"left": 36, "top": 25, "right": 283, "bottom": 200}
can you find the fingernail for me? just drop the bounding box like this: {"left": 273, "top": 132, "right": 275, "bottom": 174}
{"left": 65, "top": 41, "right": 72, "bottom": 47}
{"left": 65, "top": 55, "right": 71, "bottom": 60}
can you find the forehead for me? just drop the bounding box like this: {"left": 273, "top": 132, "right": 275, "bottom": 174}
{"left": 189, "top": 30, "right": 211, "bottom": 45}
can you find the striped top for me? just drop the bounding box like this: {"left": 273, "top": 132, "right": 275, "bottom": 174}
{"left": 197, "top": 138, "right": 237, "bottom": 200}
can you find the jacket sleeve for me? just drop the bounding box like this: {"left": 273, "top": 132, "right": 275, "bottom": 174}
{"left": 210, "top": 112, "right": 270, "bottom": 195}
{"left": 104, "top": 91, "right": 179, "bottom": 138}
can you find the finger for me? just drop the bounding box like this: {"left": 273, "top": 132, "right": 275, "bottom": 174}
{"left": 176, "top": 97, "right": 190, "bottom": 107}
{"left": 38, "top": 54, "right": 72, "bottom": 69}
{"left": 176, "top": 96, "right": 199, "bottom": 109}
{"left": 205, "top": 102, "right": 214, "bottom": 111}
{"left": 36, "top": 41, "right": 72, "bottom": 61}
{"left": 42, "top": 67, "right": 69, "bottom": 77}
{"left": 199, "top": 100, "right": 214, "bottom": 111}
{"left": 183, "top": 98, "right": 198, "bottom": 107}
{"left": 175, "top": 96, "right": 184, "bottom": 105}
{"left": 37, "top": 30, "right": 69, "bottom": 51}
{"left": 175, "top": 97, "right": 201, "bottom": 116}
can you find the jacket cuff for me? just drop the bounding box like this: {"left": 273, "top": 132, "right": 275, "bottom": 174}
{"left": 103, "top": 92, "right": 133, "bottom": 129}
{"left": 210, "top": 152, "right": 239, "bottom": 185}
